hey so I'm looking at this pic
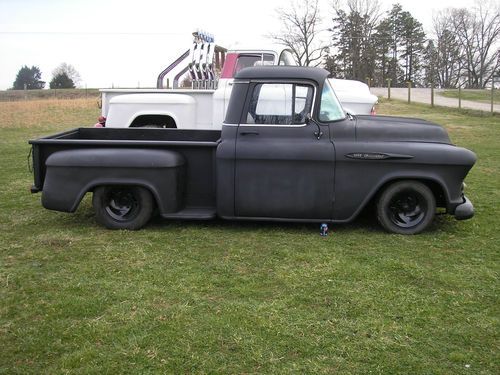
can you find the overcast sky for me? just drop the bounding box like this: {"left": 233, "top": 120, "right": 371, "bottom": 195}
{"left": 0, "top": 0, "right": 476, "bottom": 90}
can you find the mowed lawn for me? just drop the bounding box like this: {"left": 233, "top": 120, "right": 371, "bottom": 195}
{"left": 0, "top": 98, "right": 498, "bottom": 374}
{"left": 440, "top": 89, "right": 500, "bottom": 104}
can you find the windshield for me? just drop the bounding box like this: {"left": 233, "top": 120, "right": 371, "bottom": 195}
{"left": 319, "top": 80, "right": 345, "bottom": 122}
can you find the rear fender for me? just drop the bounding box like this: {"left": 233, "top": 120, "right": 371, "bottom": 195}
{"left": 41, "top": 148, "right": 185, "bottom": 214}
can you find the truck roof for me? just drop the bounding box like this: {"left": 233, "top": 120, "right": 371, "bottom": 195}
{"left": 234, "top": 66, "right": 330, "bottom": 85}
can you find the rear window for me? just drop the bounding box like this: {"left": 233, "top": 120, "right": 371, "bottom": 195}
{"left": 234, "top": 54, "right": 274, "bottom": 75}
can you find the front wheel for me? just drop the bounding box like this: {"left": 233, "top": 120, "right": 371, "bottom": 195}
{"left": 92, "top": 186, "right": 154, "bottom": 230}
{"left": 377, "top": 181, "right": 436, "bottom": 235}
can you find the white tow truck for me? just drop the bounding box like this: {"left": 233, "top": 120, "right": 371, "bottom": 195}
{"left": 97, "top": 32, "right": 378, "bottom": 129}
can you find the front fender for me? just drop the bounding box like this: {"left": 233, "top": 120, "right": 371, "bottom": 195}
{"left": 332, "top": 143, "right": 476, "bottom": 222}
{"left": 339, "top": 172, "right": 450, "bottom": 222}
{"left": 42, "top": 148, "right": 185, "bottom": 214}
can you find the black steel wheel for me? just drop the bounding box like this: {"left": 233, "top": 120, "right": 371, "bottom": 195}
{"left": 93, "top": 186, "right": 154, "bottom": 230}
{"left": 377, "top": 181, "right": 436, "bottom": 234}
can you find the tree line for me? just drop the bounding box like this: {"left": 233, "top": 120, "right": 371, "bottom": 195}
{"left": 11, "top": 63, "right": 81, "bottom": 90}
{"left": 270, "top": 0, "right": 500, "bottom": 88}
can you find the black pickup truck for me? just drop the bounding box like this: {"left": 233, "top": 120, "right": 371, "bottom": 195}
{"left": 29, "top": 67, "right": 476, "bottom": 234}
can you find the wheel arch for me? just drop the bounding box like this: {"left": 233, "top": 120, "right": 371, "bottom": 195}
{"left": 342, "top": 174, "right": 450, "bottom": 223}
{"left": 129, "top": 112, "right": 178, "bottom": 128}
{"left": 372, "top": 177, "right": 447, "bottom": 208}
{"left": 74, "top": 179, "right": 162, "bottom": 212}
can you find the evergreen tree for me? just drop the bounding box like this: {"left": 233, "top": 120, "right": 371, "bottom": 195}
{"left": 399, "top": 10, "right": 426, "bottom": 84}
{"left": 422, "top": 40, "right": 439, "bottom": 87}
{"left": 327, "top": 0, "right": 380, "bottom": 81}
{"left": 49, "top": 72, "right": 75, "bottom": 89}
{"left": 372, "top": 18, "right": 393, "bottom": 86}
{"left": 371, "top": 4, "right": 426, "bottom": 86}
{"left": 12, "top": 65, "right": 45, "bottom": 90}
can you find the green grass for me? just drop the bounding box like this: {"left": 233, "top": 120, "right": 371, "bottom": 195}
{"left": 1, "top": 99, "right": 499, "bottom": 374}
{"left": 440, "top": 89, "right": 500, "bottom": 104}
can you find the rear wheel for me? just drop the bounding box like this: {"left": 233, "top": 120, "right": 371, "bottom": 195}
{"left": 377, "top": 181, "right": 436, "bottom": 234}
{"left": 92, "top": 186, "right": 154, "bottom": 230}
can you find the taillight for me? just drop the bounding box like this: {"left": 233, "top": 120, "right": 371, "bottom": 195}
{"left": 370, "top": 106, "right": 376, "bottom": 115}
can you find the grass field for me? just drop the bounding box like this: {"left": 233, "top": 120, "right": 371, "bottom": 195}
{"left": 0, "top": 89, "right": 100, "bottom": 102}
{"left": 0, "top": 98, "right": 499, "bottom": 374}
{"left": 440, "top": 89, "right": 500, "bottom": 104}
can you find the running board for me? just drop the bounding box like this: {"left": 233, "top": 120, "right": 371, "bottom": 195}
{"left": 161, "top": 207, "right": 216, "bottom": 220}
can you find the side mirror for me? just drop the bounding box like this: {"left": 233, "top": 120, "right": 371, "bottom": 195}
{"left": 306, "top": 113, "right": 323, "bottom": 140}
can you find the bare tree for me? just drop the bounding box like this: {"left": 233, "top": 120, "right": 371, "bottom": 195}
{"left": 268, "top": 0, "right": 326, "bottom": 66}
{"left": 432, "top": 10, "right": 465, "bottom": 88}
{"left": 52, "top": 63, "right": 82, "bottom": 88}
{"left": 450, "top": 1, "right": 500, "bottom": 88}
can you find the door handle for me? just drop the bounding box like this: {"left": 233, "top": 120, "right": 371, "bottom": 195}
{"left": 240, "top": 131, "right": 259, "bottom": 136}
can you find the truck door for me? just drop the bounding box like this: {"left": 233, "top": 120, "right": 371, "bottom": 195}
{"left": 234, "top": 82, "right": 335, "bottom": 220}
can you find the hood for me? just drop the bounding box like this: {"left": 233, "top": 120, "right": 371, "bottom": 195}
{"left": 355, "top": 115, "right": 451, "bottom": 144}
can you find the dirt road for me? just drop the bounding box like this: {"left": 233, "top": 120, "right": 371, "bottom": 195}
{"left": 370, "top": 87, "right": 499, "bottom": 113}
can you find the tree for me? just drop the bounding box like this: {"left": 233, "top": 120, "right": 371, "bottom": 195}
{"left": 49, "top": 72, "right": 75, "bottom": 89}
{"left": 52, "top": 63, "right": 81, "bottom": 87}
{"left": 398, "top": 9, "right": 426, "bottom": 84}
{"left": 268, "top": 0, "right": 326, "bottom": 66}
{"left": 422, "top": 40, "right": 437, "bottom": 87}
{"left": 372, "top": 17, "right": 393, "bottom": 86}
{"left": 431, "top": 10, "right": 464, "bottom": 88}
{"left": 12, "top": 65, "right": 45, "bottom": 90}
{"left": 327, "top": 0, "right": 381, "bottom": 80}
{"left": 369, "top": 4, "right": 426, "bottom": 86}
{"left": 450, "top": 1, "right": 500, "bottom": 88}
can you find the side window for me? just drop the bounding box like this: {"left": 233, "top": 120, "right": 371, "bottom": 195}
{"left": 245, "top": 83, "right": 314, "bottom": 125}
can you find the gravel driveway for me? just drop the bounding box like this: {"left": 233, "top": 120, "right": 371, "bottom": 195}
{"left": 371, "top": 87, "right": 499, "bottom": 113}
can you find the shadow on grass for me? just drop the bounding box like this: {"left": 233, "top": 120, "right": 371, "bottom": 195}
{"left": 65, "top": 201, "right": 400, "bottom": 236}
{"left": 56, "top": 194, "right": 460, "bottom": 236}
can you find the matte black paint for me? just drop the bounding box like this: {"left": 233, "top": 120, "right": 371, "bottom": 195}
{"left": 29, "top": 67, "right": 476, "bottom": 227}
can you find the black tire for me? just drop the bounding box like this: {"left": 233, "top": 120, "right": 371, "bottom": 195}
{"left": 376, "top": 180, "right": 436, "bottom": 235}
{"left": 92, "top": 186, "right": 154, "bottom": 230}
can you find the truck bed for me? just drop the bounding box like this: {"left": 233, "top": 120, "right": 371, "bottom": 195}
{"left": 30, "top": 128, "right": 221, "bottom": 215}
